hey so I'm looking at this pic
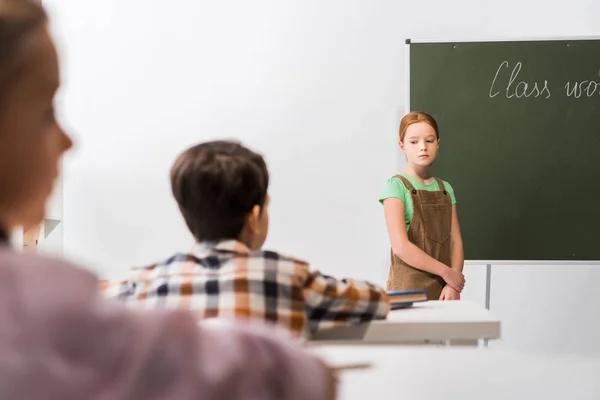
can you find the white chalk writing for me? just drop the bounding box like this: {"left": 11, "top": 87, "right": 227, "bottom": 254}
{"left": 564, "top": 80, "right": 600, "bottom": 97}
{"left": 489, "top": 61, "right": 551, "bottom": 99}
{"left": 488, "top": 61, "right": 600, "bottom": 99}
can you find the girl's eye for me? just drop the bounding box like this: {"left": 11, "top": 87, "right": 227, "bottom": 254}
{"left": 410, "top": 141, "right": 417, "bottom": 144}
{"left": 427, "top": 139, "right": 435, "bottom": 143}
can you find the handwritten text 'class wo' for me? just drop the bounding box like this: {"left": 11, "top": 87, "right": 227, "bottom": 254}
{"left": 489, "top": 61, "right": 600, "bottom": 99}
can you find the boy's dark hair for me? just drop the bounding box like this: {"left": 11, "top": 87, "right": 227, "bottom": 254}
{"left": 170, "top": 140, "right": 269, "bottom": 242}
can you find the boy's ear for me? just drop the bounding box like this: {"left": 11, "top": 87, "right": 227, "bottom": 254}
{"left": 246, "top": 204, "right": 261, "bottom": 234}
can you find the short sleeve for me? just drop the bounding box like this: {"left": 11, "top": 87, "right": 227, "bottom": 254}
{"left": 443, "top": 180, "right": 457, "bottom": 205}
{"left": 378, "top": 177, "right": 408, "bottom": 204}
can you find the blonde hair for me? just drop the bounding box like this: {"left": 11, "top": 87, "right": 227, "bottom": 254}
{"left": 399, "top": 111, "right": 439, "bottom": 142}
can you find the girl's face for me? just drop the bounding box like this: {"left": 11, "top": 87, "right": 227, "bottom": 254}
{"left": 0, "top": 26, "right": 73, "bottom": 231}
{"left": 399, "top": 121, "right": 439, "bottom": 168}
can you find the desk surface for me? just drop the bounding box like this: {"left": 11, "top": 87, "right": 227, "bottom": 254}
{"left": 312, "top": 346, "right": 600, "bottom": 400}
{"left": 311, "top": 300, "right": 500, "bottom": 343}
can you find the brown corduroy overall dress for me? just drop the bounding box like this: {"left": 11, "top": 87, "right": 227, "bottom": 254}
{"left": 386, "top": 175, "right": 452, "bottom": 300}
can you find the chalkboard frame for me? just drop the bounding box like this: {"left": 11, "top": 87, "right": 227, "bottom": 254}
{"left": 405, "top": 37, "right": 600, "bottom": 264}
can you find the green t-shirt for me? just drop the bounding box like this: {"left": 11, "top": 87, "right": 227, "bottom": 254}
{"left": 379, "top": 173, "right": 457, "bottom": 232}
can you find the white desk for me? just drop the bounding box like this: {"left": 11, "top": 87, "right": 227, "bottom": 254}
{"left": 312, "top": 346, "right": 600, "bottom": 400}
{"left": 310, "top": 300, "right": 500, "bottom": 346}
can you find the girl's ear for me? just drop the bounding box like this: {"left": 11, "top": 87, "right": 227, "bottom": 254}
{"left": 398, "top": 140, "right": 405, "bottom": 152}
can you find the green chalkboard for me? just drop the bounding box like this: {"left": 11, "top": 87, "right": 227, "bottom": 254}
{"left": 408, "top": 39, "right": 600, "bottom": 261}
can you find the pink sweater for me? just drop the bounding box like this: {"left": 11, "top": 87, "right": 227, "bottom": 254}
{"left": 0, "top": 246, "right": 330, "bottom": 399}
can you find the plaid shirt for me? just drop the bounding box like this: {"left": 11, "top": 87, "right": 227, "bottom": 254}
{"left": 101, "top": 240, "right": 389, "bottom": 338}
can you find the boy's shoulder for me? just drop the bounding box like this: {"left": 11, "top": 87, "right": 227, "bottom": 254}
{"left": 124, "top": 252, "right": 201, "bottom": 277}
{"left": 126, "top": 248, "right": 310, "bottom": 276}
{"left": 249, "top": 249, "right": 309, "bottom": 267}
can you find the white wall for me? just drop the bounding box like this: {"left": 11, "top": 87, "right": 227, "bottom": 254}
{"left": 9, "top": 176, "right": 63, "bottom": 256}
{"left": 43, "top": 0, "right": 600, "bottom": 354}
{"left": 39, "top": 174, "right": 64, "bottom": 256}
{"left": 489, "top": 264, "right": 600, "bottom": 355}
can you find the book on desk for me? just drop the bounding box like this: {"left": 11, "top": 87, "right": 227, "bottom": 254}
{"left": 387, "top": 290, "right": 428, "bottom": 309}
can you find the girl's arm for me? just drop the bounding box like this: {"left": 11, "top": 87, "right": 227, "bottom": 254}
{"left": 450, "top": 204, "right": 464, "bottom": 273}
{"left": 383, "top": 198, "right": 465, "bottom": 292}
{"left": 440, "top": 205, "right": 465, "bottom": 299}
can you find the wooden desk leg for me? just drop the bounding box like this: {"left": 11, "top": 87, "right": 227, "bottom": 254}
{"left": 446, "top": 339, "right": 479, "bottom": 347}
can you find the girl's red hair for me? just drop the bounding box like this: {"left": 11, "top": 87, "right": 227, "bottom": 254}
{"left": 399, "top": 111, "right": 439, "bottom": 141}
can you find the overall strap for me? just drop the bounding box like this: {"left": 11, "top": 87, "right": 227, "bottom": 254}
{"left": 434, "top": 177, "right": 447, "bottom": 193}
{"left": 394, "top": 174, "right": 416, "bottom": 194}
